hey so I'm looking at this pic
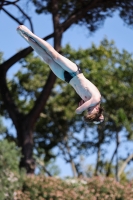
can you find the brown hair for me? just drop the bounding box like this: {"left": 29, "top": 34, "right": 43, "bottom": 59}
{"left": 84, "top": 106, "right": 104, "bottom": 123}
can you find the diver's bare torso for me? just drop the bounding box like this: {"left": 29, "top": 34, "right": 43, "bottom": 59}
{"left": 70, "top": 73, "right": 101, "bottom": 113}
{"left": 70, "top": 73, "right": 101, "bottom": 100}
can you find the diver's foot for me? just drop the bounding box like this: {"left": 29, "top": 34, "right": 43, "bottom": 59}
{"left": 17, "top": 25, "right": 36, "bottom": 43}
{"left": 17, "top": 25, "right": 32, "bottom": 36}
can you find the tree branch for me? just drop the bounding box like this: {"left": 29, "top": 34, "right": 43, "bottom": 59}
{"left": 0, "top": 73, "right": 21, "bottom": 128}
{"left": 61, "top": 0, "right": 100, "bottom": 32}
{"left": 14, "top": 3, "right": 34, "bottom": 32}
{"left": 0, "top": 33, "right": 54, "bottom": 72}
{"left": 1, "top": 46, "right": 33, "bottom": 72}
{"left": 2, "top": 8, "right": 23, "bottom": 24}
{"left": 106, "top": 143, "right": 119, "bottom": 176}
{"left": 0, "top": 0, "right": 5, "bottom": 10}
{"left": 118, "top": 154, "right": 133, "bottom": 178}
{"left": 61, "top": 0, "right": 118, "bottom": 33}
{"left": 36, "top": 157, "right": 52, "bottom": 177}
{"left": 27, "top": 71, "right": 56, "bottom": 128}
{"left": 0, "top": 0, "right": 19, "bottom": 9}
{"left": 2, "top": 1, "right": 34, "bottom": 32}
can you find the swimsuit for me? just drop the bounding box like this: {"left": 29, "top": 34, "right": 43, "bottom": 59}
{"left": 64, "top": 66, "right": 82, "bottom": 83}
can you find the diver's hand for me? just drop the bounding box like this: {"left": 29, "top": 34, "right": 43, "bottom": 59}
{"left": 75, "top": 100, "right": 85, "bottom": 114}
{"left": 76, "top": 99, "right": 93, "bottom": 114}
{"left": 79, "top": 99, "right": 85, "bottom": 107}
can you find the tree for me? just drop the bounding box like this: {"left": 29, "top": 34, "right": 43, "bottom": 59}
{"left": 1, "top": 0, "right": 133, "bottom": 173}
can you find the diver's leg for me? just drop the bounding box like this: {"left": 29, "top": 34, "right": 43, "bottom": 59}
{"left": 17, "top": 25, "right": 78, "bottom": 73}
{"left": 17, "top": 28, "right": 65, "bottom": 81}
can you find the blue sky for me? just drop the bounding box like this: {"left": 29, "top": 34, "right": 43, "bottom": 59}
{"left": 1, "top": 7, "right": 133, "bottom": 178}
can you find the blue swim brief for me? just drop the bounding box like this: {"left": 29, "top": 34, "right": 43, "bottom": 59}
{"left": 64, "top": 66, "right": 82, "bottom": 83}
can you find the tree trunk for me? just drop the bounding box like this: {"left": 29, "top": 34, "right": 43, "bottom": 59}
{"left": 17, "top": 125, "right": 35, "bottom": 174}
{"left": 94, "top": 144, "right": 100, "bottom": 176}
{"left": 95, "top": 126, "right": 104, "bottom": 176}
{"left": 106, "top": 131, "right": 120, "bottom": 177}
{"left": 115, "top": 132, "right": 119, "bottom": 181}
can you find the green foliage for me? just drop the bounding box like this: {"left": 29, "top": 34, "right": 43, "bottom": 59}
{"left": 32, "top": 0, "right": 133, "bottom": 32}
{"left": 14, "top": 176, "right": 133, "bottom": 200}
{"left": 0, "top": 139, "right": 24, "bottom": 200}
{"left": 0, "top": 117, "right": 6, "bottom": 135}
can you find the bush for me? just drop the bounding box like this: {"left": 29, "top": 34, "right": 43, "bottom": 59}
{"left": 0, "top": 139, "right": 23, "bottom": 200}
{"left": 14, "top": 176, "right": 133, "bottom": 200}
{"left": 1, "top": 139, "right": 133, "bottom": 200}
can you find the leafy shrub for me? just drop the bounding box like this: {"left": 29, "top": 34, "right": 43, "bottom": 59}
{"left": 14, "top": 176, "right": 133, "bottom": 200}
{"left": 0, "top": 139, "right": 23, "bottom": 200}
